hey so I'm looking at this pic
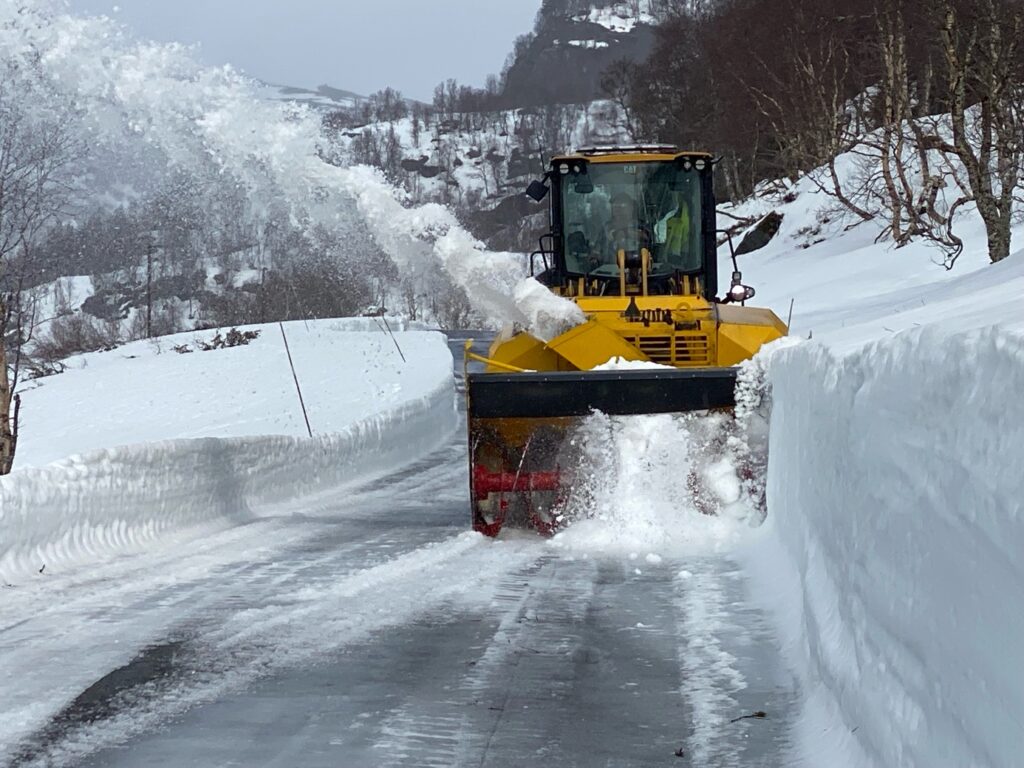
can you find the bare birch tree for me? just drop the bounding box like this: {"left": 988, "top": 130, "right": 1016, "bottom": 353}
{"left": 935, "top": 0, "right": 1023, "bottom": 266}
{"left": 0, "top": 64, "right": 80, "bottom": 473}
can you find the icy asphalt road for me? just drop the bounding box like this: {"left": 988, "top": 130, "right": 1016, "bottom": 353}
{"left": 1, "top": 336, "right": 796, "bottom": 767}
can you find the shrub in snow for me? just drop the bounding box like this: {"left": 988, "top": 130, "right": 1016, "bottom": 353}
{"left": 32, "top": 313, "right": 121, "bottom": 368}
{"left": 197, "top": 328, "right": 261, "bottom": 351}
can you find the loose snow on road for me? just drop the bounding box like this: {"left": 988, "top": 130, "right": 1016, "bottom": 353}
{"left": 2, "top": 531, "right": 542, "bottom": 767}
{"left": 675, "top": 565, "right": 748, "bottom": 768}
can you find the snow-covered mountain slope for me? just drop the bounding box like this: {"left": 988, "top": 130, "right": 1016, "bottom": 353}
{"left": 573, "top": 1, "right": 660, "bottom": 33}
{"left": 1, "top": 2, "right": 585, "bottom": 341}
{"left": 0, "top": 320, "right": 458, "bottom": 582}
{"left": 331, "top": 100, "right": 627, "bottom": 211}
{"left": 720, "top": 175, "right": 1024, "bottom": 348}
{"left": 501, "top": 0, "right": 663, "bottom": 105}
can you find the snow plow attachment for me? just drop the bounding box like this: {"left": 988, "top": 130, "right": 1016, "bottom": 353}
{"left": 467, "top": 368, "right": 738, "bottom": 537}
{"left": 468, "top": 368, "right": 738, "bottom": 419}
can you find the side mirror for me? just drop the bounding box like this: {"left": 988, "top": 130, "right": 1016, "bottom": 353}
{"left": 525, "top": 179, "right": 549, "bottom": 202}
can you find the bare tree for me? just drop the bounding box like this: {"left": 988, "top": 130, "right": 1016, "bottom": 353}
{"left": 600, "top": 59, "right": 640, "bottom": 140}
{"left": 0, "top": 66, "right": 81, "bottom": 473}
{"left": 841, "top": 2, "right": 968, "bottom": 261}
{"left": 934, "top": 0, "right": 1023, "bottom": 266}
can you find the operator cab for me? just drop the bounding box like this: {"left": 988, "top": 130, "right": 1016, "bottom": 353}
{"left": 526, "top": 146, "right": 719, "bottom": 299}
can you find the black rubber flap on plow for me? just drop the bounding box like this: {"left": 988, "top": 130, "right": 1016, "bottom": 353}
{"left": 467, "top": 367, "right": 738, "bottom": 419}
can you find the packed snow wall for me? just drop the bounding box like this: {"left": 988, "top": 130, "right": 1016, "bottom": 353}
{"left": 0, "top": 377, "right": 457, "bottom": 583}
{"left": 745, "top": 328, "right": 1024, "bottom": 767}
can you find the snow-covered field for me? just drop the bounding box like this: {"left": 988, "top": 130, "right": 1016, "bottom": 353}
{"left": 17, "top": 318, "right": 446, "bottom": 467}
{"left": 0, "top": 319, "right": 457, "bottom": 583}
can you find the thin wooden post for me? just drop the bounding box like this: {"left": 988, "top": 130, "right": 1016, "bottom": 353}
{"left": 279, "top": 322, "right": 313, "bottom": 438}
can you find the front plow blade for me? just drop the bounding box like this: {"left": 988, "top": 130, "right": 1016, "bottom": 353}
{"left": 467, "top": 367, "right": 739, "bottom": 537}
{"left": 468, "top": 367, "right": 738, "bottom": 419}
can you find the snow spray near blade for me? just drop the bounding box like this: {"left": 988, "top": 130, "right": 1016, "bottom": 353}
{"left": 549, "top": 408, "right": 768, "bottom": 557}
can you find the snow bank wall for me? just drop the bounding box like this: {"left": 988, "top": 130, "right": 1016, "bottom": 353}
{"left": 0, "top": 380, "right": 457, "bottom": 583}
{"left": 748, "top": 328, "right": 1024, "bottom": 767}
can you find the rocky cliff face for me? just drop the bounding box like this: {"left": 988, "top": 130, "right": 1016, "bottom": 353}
{"left": 501, "top": 1, "right": 667, "bottom": 106}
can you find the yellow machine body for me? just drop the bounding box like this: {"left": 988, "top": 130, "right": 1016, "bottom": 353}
{"left": 482, "top": 298, "right": 786, "bottom": 374}
{"left": 466, "top": 146, "right": 787, "bottom": 536}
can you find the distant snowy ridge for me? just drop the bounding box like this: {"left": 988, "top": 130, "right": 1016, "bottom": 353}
{"left": 255, "top": 81, "right": 366, "bottom": 112}
{"left": 744, "top": 327, "right": 1024, "bottom": 767}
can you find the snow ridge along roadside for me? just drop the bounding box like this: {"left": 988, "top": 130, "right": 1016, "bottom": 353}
{"left": 0, "top": 328, "right": 458, "bottom": 584}
{"left": 745, "top": 326, "right": 1024, "bottom": 768}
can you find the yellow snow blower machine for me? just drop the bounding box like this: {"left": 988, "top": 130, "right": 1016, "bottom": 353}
{"left": 465, "top": 146, "right": 787, "bottom": 536}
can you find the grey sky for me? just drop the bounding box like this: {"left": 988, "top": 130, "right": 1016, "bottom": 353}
{"left": 66, "top": 0, "right": 542, "bottom": 101}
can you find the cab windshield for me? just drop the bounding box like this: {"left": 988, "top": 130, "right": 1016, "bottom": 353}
{"left": 560, "top": 160, "right": 703, "bottom": 276}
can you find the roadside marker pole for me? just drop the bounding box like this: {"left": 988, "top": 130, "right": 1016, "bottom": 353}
{"left": 279, "top": 322, "right": 313, "bottom": 438}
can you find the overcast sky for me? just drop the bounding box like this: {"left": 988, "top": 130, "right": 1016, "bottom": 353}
{"left": 66, "top": 0, "right": 542, "bottom": 101}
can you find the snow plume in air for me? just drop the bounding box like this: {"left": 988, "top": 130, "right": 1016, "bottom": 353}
{"left": 0, "top": 1, "right": 579, "bottom": 335}
{"left": 338, "top": 166, "right": 584, "bottom": 337}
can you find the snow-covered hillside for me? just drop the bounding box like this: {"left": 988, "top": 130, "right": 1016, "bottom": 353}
{"left": 574, "top": 2, "right": 660, "bottom": 33}
{"left": 330, "top": 100, "right": 627, "bottom": 212}
{"left": 500, "top": 0, "right": 663, "bottom": 106}
{"left": 721, "top": 172, "right": 1024, "bottom": 345}
{"left": 0, "top": 2, "right": 560, "bottom": 343}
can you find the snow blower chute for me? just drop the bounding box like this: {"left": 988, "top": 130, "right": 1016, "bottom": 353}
{"left": 466, "top": 146, "right": 788, "bottom": 537}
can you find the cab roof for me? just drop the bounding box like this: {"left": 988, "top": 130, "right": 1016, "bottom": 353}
{"left": 551, "top": 145, "right": 714, "bottom": 164}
